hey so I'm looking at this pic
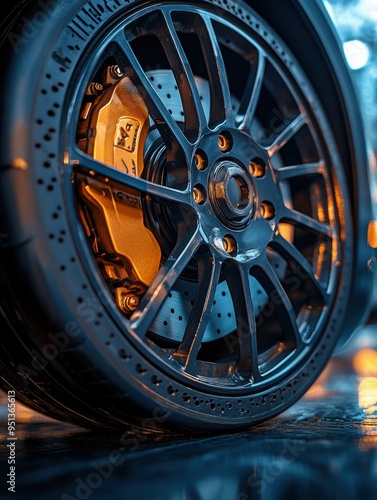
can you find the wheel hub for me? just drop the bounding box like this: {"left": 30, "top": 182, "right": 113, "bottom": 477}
{"left": 209, "top": 160, "right": 255, "bottom": 229}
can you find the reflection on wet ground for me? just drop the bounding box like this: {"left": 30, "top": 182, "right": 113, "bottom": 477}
{"left": 1, "top": 325, "right": 377, "bottom": 499}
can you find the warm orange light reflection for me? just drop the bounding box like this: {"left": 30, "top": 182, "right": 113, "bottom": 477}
{"left": 0, "top": 391, "right": 52, "bottom": 431}
{"left": 303, "top": 363, "right": 331, "bottom": 400}
{"left": 16, "top": 403, "right": 38, "bottom": 422}
{"left": 358, "top": 434, "right": 377, "bottom": 451}
{"left": 0, "top": 398, "right": 38, "bottom": 441}
{"left": 368, "top": 220, "right": 377, "bottom": 249}
{"left": 353, "top": 348, "right": 377, "bottom": 376}
{"left": 354, "top": 350, "right": 377, "bottom": 414}
{"left": 352, "top": 347, "right": 377, "bottom": 446}
{"left": 358, "top": 377, "right": 377, "bottom": 414}
{"left": 12, "top": 158, "right": 28, "bottom": 170}
{"left": 303, "top": 384, "right": 328, "bottom": 400}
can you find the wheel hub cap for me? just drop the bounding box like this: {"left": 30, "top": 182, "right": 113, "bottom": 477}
{"left": 210, "top": 160, "right": 254, "bottom": 229}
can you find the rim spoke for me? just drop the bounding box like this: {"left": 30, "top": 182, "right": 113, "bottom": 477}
{"left": 238, "top": 53, "right": 266, "bottom": 132}
{"left": 224, "top": 264, "right": 260, "bottom": 383}
{"left": 161, "top": 12, "right": 208, "bottom": 138}
{"left": 282, "top": 208, "right": 332, "bottom": 237}
{"left": 112, "top": 32, "right": 191, "bottom": 159}
{"left": 199, "top": 16, "right": 233, "bottom": 126}
{"left": 253, "top": 257, "right": 304, "bottom": 349}
{"left": 130, "top": 229, "right": 202, "bottom": 337}
{"left": 267, "top": 114, "right": 307, "bottom": 157}
{"left": 70, "top": 148, "right": 191, "bottom": 206}
{"left": 175, "top": 251, "right": 221, "bottom": 373}
{"left": 271, "top": 234, "right": 330, "bottom": 304}
{"left": 276, "top": 162, "right": 325, "bottom": 181}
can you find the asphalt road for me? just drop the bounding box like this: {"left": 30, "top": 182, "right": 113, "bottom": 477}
{"left": 1, "top": 323, "right": 377, "bottom": 500}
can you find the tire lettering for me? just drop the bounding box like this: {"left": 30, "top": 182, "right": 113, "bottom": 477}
{"left": 104, "top": 0, "right": 123, "bottom": 11}
{"left": 78, "top": 10, "right": 101, "bottom": 29}
{"left": 52, "top": 47, "right": 72, "bottom": 69}
{"left": 86, "top": 1, "right": 106, "bottom": 20}
{"left": 70, "top": 18, "right": 91, "bottom": 39}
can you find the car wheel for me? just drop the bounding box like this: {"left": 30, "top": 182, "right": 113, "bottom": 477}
{"left": 0, "top": 0, "right": 362, "bottom": 430}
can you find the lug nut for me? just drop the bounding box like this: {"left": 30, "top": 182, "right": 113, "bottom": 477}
{"left": 123, "top": 295, "right": 140, "bottom": 313}
{"left": 249, "top": 159, "right": 266, "bottom": 178}
{"left": 223, "top": 235, "right": 237, "bottom": 255}
{"left": 103, "top": 65, "right": 125, "bottom": 86}
{"left": 86, "top": 82, "right": 104, "bottom": 96}
{"left": 260, "top": 201, "right": 275, "bottom": 220}
{"left": 218, "top": 132, "right": 232, "bottom": 153}
{"left": 193, "top": 185, "right": 207, "bottom": 205}
{"left": 115, "top": 288, "right": 140, "bottom": 314}
{"left": 110, "top": 65, "right": 124, "bottom": 79}
{"left": 194, "top": 152, "right": 207, "bottom": 171}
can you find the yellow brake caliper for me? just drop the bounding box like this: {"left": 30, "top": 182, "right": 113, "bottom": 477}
{"left": 79, "top": 75, "right": 161, "bottom": 311}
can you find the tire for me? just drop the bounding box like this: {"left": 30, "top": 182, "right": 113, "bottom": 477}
{"left": 0, "top": 0, "right": 370, "bottom": 430}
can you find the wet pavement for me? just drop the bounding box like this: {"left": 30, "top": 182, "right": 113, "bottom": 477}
{"left": 1, "top": 324, "right": 377, "bottom": 499}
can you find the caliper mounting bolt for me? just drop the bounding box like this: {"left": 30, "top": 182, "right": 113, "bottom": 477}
{"left": 115, "top": 288, "right": 140, "bottom": 314}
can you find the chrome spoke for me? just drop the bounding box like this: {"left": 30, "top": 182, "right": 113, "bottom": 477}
{"left": 131, "top": 229, "right": 203, "bottom": 337}
{"left": 276, "top": 162, "right": 325, "bottom": 181}
{"left": 267, "top": 114, "right": 307, "bottom": 157}
{"left": 71, "top": 148, "right": 191, "bottom": 206}
{"left": 239, "top": 53, "right": 266, "bottom": 132}
{"left": 253, "top": 257, "right": 304, "bottom": 349}
{"left": 282, "top": 208, "right": 332, "bottom": 237}
{"left": 224, "top": 264, "right": 260, "bottom": 382}
{"left": 271, "top": 234, "right": 330, "bottom": 304}
{"left": 199, "top": 16, "right": 233, "bottom": 126}
{"left": 175, "top": 251, "right": 221, "bottom": 373}
{"left": 113, "top": 32, "right": 192, "bottom": 160}
{"left": 161, "top": 11, "right": 209, "bottom": 138}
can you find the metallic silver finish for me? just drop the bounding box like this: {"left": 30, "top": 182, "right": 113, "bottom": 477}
{"left": 209, "top": 161, "right": 255, "bottom": 228}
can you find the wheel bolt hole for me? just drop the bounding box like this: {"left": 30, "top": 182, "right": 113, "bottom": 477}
{"left": 218, "top": 131, "right": 232, "bottom": 153}
{"left": 249, "top": 158, "right": 266, "bottom": 178}
{"left": 194, "top": 150, "right": 208, "bottom": 171}
{"left": 193, "top": 184, "right": 207, "bottom": 205}
{"left": 260, "top": 201, "right": 275, "bottom": 220}
{"left": 223, "top": 235, "right": 237, "bottom": 256}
